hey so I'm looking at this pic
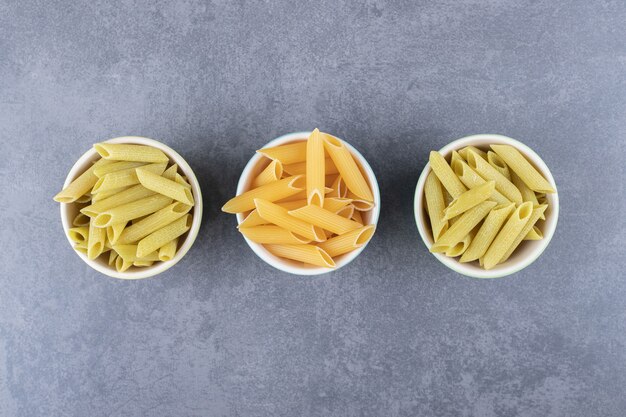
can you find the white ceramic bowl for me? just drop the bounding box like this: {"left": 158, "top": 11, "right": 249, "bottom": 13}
{"left": 414, "top": 134, "right": 559, "bottom": 279}
{"left": 60, "top": 136, "right": 203, "bottom": 279}
{"left": 235, "top": 131, "right": 381, "bottom": 275}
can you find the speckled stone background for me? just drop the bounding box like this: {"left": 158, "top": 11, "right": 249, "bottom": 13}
{"left": 1, "top": 0, "right": 625, "bottom": 416}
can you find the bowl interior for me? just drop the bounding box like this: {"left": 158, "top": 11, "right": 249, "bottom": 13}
{"left": 61, "top": 137, "right": 202, "bottom": 279}
{"left": 236, "top": 132, "right": 380, "bottom": 275}
{"left": 415, "top": 134, "right": 558, "bottom": 278}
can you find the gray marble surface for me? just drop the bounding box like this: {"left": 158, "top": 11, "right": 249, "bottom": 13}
{"left": 1, "top": 0, "right": 625, "bottom": 416}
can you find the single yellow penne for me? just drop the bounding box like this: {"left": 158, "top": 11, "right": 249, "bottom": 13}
{"left": 490, "top": 144, "right": 555, "bottom": 193}
{"left": 327, "top": 176, "right": 347, "bottom": 198}
{"left": 68, "top": 227, "right": 89, "bottom": 245}
{"left": 133, "top": 261, "right": 154, "bottom": 267}
{"left": 81, "top": 184, "right": 155, "bottom": 217}
{"left": 424, "top": 171, "right": 449, "bottom": 242}
{"left": 94, "top": 143, "right": 169, "bottom": 163}
{"left": 117, "top": 202, "right": 191, "bottom": 244}
{"left": 283, "top": 157, "right": 338, "bottom": 176}
{"left": 323, "top": 134, "right": 374, "bottom": 201}
{"left": 222, "top": 175, "right": 305, "bottom": 214}
{"left": 90, "top": 185, "right": 131, "bottom": 202}
{"left": 429, "top": 151, "right": 466, "bottom": 198}
{"left": 53, "top": 158, "right": 110, "bottom": 203}
{"left": 240, "top": 225, "right": 312, "bottom": 244}
{"left": 175, "top": 173, "right": 192, "bottom": 189}
{"left": 460, "top": 203, "right": 515, "bottom": 262}
{"left": 237, "top": 209, "right": 268, "bottom": 228}
{"left": 87, "top": 220, "right": 106, "bottom": 260}
{"left": 115, "top": 257, "right": 133, "bottom": 272}
{"left": 162, "top": 164, "right": 179, "bottom": 181}
{"left": 108, "top": 250, "right": 118, "bottom": 266}
{"left": 306, "top": 129, "right": 326, "bottom": 206}
{"left": 323, "top": 197, "right": 353, "bottom": 213}
{"left": 482, "top": 202, "right": 534, "bottom": 269}
{"left": 466, "top": 150, "right": 522, "bottom": 203}
{"left": 137, "top": 214, "right": 192, "bottom": 257}
{"left": 336, "top": 205, "right": 355, "bottom": 220}
{"left": 93, "top": 194, "right": 173, "bottom": 228}
{"left": 499, "top": 204, "right": 548, "bottom": 263}
{"left": 317, "top": 225, "right": 375, "bottom": 257}
{"left": 288, "top": 204, "right": 361, "bottom": 235}
{"left": 72, "top": 213, "right": 91, "bottom": 227}
{"left": 487, "top": 151, "right": 511, "bottom": 180}
{"left": 113, "top": 244, "right": 161, "bottom": 262}
{"left": 136, "top": 167, "right": 194, "bottom": 205}
{"left": 265, "top": 244, "right": 336, "bottom": 268}
{"left": 346, "top": 190, "right": 375, "bottom": 211}
{"left": 351, "top": 209, "right": 363, "bottom": 225}
{"left": 443, "top": 181, "right": 495, "bottom": 220}
{"left": 106, "top": 221, "right": 127, "bottom": 245}
{"left": 445, "top": 232, "right": 473, "bottom": 257}
{"left": 75, "top": 245, "right": 88, "bottom": 255}
{"left": 252, "top": 160, "right": 283, "bottom": 188}
{"left": 451, "top": 158, "right": 510, "bottom": 205}
{"left": 158, "top": 237, "right": 179, "bottom": 262}
{"left": 254, "top": 199, "right": 326, "bottom": 242}
{"left": 450, "top": 150, "right": 464, "bottom": 168}
{"left": 94, "top": 161, "right": 147, "bottom": 177}
{"left": 458, "top": 145, "right": 487, "bottom": 161}
{"left": 511, "top": 171, "right": 538, "bottom": 204}
{"left": 91, "top": 162, "right": 166, "bottom": 194}
{"left": 75, "top": 194, "right": 92, "bottom": 204}
{"left": 524, "top": 225, "right": 543, "bottom": 240}
{"left": 257, "top": 141, "right": 307, "bottom": 165}
{"left": 430, "top": 201, "right": 497, "bottom": 251}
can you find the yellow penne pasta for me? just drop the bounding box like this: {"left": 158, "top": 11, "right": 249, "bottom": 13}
{"left": 346, "top": 191, "right": 375, "bottom": 211}
{"left": 254, "top": 199, "right": 326, "bottom": 242}
{"left": 137, "top": 214, "right": 192, "bottom": 257}
{"left": 317, "top": 225, "right": 375, "bottom": 257}
{"left": 460, "top": 203, "right": 515, "bottom": 262}
{"left": 288, "top": 204, "right": 361, "bottom": 235}
{"left": 222, "top": 175, "right": 305, "bottom": 214}
{"left": 430, "top": 201, "right": 497, "bottom": 251}
{"left": 424, "top": 171, "right": 449, "bottom": 242}
{"left": 443, "top": 181, "right": 495, "bottom": 220}
{"left": 75, "top": 194, "right": 92, "bottom": 204}
{"left": 72, "top": 213, "right": 91, "bottom": 227}
{"left": 490, "top": 144, "right": 555, "bottom": 193}
{"left": 115, "top": 257, "right": 133, "bottom": 272}
{"left": 429, "top": 151, "right": 466, "bottom": 198}
{"left": 237, "top": 210, "right": 267, "bottom": 228}
{"left": 336, "top": 205, "right": 355, "bottom": 220}
{"left": 240, "top": 225, "right": 312, "bottom": 244}
{"left": 175, "top": 173, "right": 191, "bottom": 189}
{"left": 94, "top": 161, "right": 147, "bottom": 177}
{"left": 487, "top": 151, "right": 511, "bottom": 180}
{"left": 257, "top": 141, "right": 307, "bottom": 165}
{"left": 323, "top": 197, "right": 352, "bottom": 213}
{"left": 74, "top": 244, "right": 88, "bottom": 254}
{"left": 136, "top": 168, "right": 194, "bottom": 205}
{"left": 87, "top": 220, "right": 106, "bottom": 260}
{"left": 499, "top": 204, "right": 548, "bottom": 263}
{"left": 451, "top": 158, "right": 510, "bottom": 205}
{"left": 94, "top": 143, "right": 169, "bottom": 163}
{"left": 113, "top": 244, "right": 161, "bottom": 262}
{"left": 482, "top": 202, "right": 534, "bottom": 269}
{"left": 524, "top": 225, "right": 543, "bottom": 240}
{"left": 117, "top": 202, "right": 191, "bottom": 244}
{"left": 511, "top": 171, "right": 538, "bottom": 204}
{"left": 108, "top": 250, "right": 118, "bottom": 266}
{"left": 162, "top": 164, "right": 179, "bottom": 181}
{"left": 445, "top": 232, "right": 472, "bottom": 257}
{"left": 324, "top": 134, "right": 374, "bottom": 201}
{"left": 327, "top": 176, "right": 347, "bottom": 199}
{"left": 91, "top": 162, "right": 166, "bottom": 194}
{"left": 466, "top": 150, "right": 522, "bottom": 203}
{"left": 106, "top": 221, "right": 127, "bottom": 245}
{"left": 450, "top": 150, "right": 464, "bottom": 168}
{"left": 458, "top": 145, "right": 487, "bottom": 161}
{"left": 252, "top": 160, "right": 283, "bottom": 188}
{"left": 265, "top": 244, "right": 336, "bottom": 268}
{"left": 93, "top": 194, "right": 173, "bottom": 228}
{"left": 68, "top": 227, "right": 89, "bottom": 245}
{"left": 133, "top": 261, "right": 154, "bottom": 267}
{"left": 306, "top": 129, "right": 326, "bottom": 206}
{"left": 351, "top": 209, "right": 363, "bottom": 225}
{"left": 81, "top": 184, "right": 155, "bottom": 217}
{"left": 158, "top": 237, "right": 179, "bottom": 261}
{"left": 90, "top": 185, "right": 131, "bottom": 202}
{"left": 53, "top": 158, "right": 110, "bottom": 203}
{"left": 283, "top": 157, "right": 338, "bottom": 176}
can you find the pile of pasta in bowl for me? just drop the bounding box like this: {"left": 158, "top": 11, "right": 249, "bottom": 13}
{"left": 54, "top": 143, "right": 196, "bottom": 273}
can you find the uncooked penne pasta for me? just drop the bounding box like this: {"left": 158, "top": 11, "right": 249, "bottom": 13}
{"left": 482, "top": 202, "right": 534, "bottom": 269}
{"left": 335, "top": 205, "right": 355, "bottom": 220}
{"left": 115, "top": 257, "right": 133, "bottom": 272}
{"left": 490, "top": 144, "right": 555, "bottom": 193}
{"left": 53, "top": 158, "right": 110, "bottom": 203}
{"left": 137, "top": 214, "right": 192, "bottom": 258}
{"left": 511, "top": 171, "right": 538, "bottom": 204}
{"left": 113, "top": 244, "right": 161, "bottom": 262}
{"left": 487, "top": 151, "right": 511, "bottom": 180}
{"left": 306, "top": 128, "right": 326, "bottom": 206}
{"left": 451, "top": 159, "right": 510, "bottom": 205}
{"left": 429, "top": 151, "right": 466, "bottom": 198}
{"left": 351, "top": 209, "right": 363, "bottom": 225}
{"left": 90, "top": 185, "right": 131, "bottom": 202}
{"left": 68, "top": 227, "right": 89, "bottom": 245}
{"left": 93, "top": 194, "right": 173, "bottom": 228}
{"left": 458, "top": 145, "right": 487, "bottom": 161}
{"left": 75, "top": 194, "right": 92, "bottom": 204}
{"left": 158, "top": 237, "right": 179, "bottom": 261}
{"left": 327, "top": 176, "right": 348, "bottom": 198}
{"left": 460, "top": 203, "right": 515, "bottom": 263}
{"left": 108, "top": 250, "right": 118, "bottom": 266}
{"left": 346, "top": 191, "right": 375, "bottom": 211}
{"left": 323, "top": 198, "right": 352, "bottom": 213}
{"left": 450, "top": 150, "right": 464, "bottom": 168}
{"left": 162, "top": 164, "right": 178, "bottom": 181}
{"left": 257, "top": 141, "right": 307, "bottom": 165}
{"left": 136, "top": 168, "right": 194, "bottom": 205}
{"left": 72, "top": 213, "right": 91, "bottom": 227}
{"left": 265, "top": 244, "right": 336, "bottom": 268}
{"left": 107, "top": 221, "right": 127, "bottom": 245}
{"left": 94, "top": 143, "right": 169, "bottom": 163}
{"left": 94, "top": 161, "right": 146, "bottom": 177}
{"left": 284, "top": 157, "right": 338, "bottom": 176}
{"left": 276, "top": 187, "right": 332, "bottom": 203}
{"left": 289, "top": 204, "right": 362, "bottom": 235}
{"left": 88, "top": 220, "right": 106, "bottom": 260}
{"left": 254, "top": 199, "right": 326, "bottom": 242}
{"left": 443, "top": 181, "right": 495, "bottom": 220}
{"left": 499, "top": 204, "right": 548, "bottom": 263}
{"left": 524, "top": 226, "right": 543, "bottom": 240}
{"left": 175, "top": 173, "right": 191, "bottom": 189}
{"left": 445, "top": 232, "right": 472, "bottom": 257}
{"left": 239, "top": 225, "right": 312, "bottom": 244}
{"left": 317, "top": 225, "right": 375, "bottom": 257}
{"left": 431, "top": 201, "right": 496, "bottom": 251}
{"left": 81, "top": 184, "right": 155, "bottom": 217}
{"left": 252, "top": 160, "right": 283, "bottom": 188}
{"left": 424, "top": 171, "right": 449, "bottom": 242}
{"left": 222, "top": 175, "right": 305, "bottom": 213}
{"left": 466, "top": 150, "right": 522, "bottom": 203}
{"left": 91, "top": 162, "right": 166, "bottom": 194}
{"left": 117, "top": 202, "right": 192, "bottom": 244}
{"left": 323, "top": 134, "right": 374, "bottom": 201}
{"left": 237, "top": 209, "right": 268, "bottom": 228}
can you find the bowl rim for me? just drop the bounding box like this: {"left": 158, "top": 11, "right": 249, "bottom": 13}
{"left": 235, "top": 131, "right": 381, "bottom": 276}
{"left": 414, "top": 133, "right": 559, "bottom": 279}
{"left": 60, "top": 136, "right": 203, "bottom": 279}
